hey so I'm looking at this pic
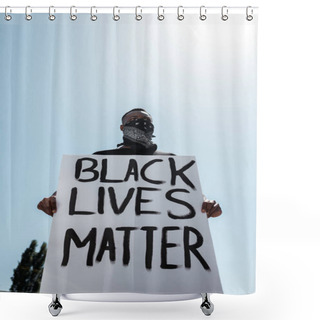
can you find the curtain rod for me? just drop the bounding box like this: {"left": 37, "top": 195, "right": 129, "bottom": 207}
{"left": 0, "top": 6, "right": 258, "bottom": 22}
{"left": 0, "top": 6, "right": 258, "bottom": 13}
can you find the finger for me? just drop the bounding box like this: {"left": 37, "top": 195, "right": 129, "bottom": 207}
{"left": 207, "top": 203, "right": 218, "bottom": 216}
{"left": 38, "top": 199, "right": 48, "bottom": 211}
{"left": 43, "top": 198, "right": 54, "bottom": 216}
{"left": 37, "top": 199, "right": 52, "bottom": 216}
{"left": 37, "top": 201, "right": 43, "bottom": 211}
{"left": 202, "top": 201, "right": 211, "bottom": 213}
{"left": 208, "top": 205, "right": 222, "bottom": 218}
{"left": 50, "top": 197, "right": 57, "bottom": 214}
{"left": 203, "top": 200, "right": 216, "bottom": 212}
{"left": 46, "top": 197, "right": 55, "bottom": 215}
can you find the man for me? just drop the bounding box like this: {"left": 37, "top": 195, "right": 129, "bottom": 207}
{"left": 37, "top": 108, "right": 222, "bottom": 218}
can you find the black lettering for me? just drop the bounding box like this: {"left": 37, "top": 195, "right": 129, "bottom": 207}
{"left": 75, "top": 158, "right": 99, "bottom": 182}
{"left": 135, "top": 187, "right": 161, "bottom": 215}
{"left": 141, "top": 226, "right": 158, "bottom": 269}
{"left": 61, "top": 228, "right": 96, "bottom": 266}
{"left": 169, "top": 157, "right": 196, "bottom": 189}
{"left": 160, "top": 226, "right": 180, "bottom": 269}
{"left": 108, "top": 187, "right": 135, "bottom": 214}
{"left": 184, "top": 226, "right": 210, "bottom": 270}
{"left": 98, "top": 187, "right": 105, "bottom": 214}
{"left": 100, "top": 158, "right": 123, "bottom": 183}
{"left": 123, "top": 159, "right": 139, "bottom": 182}
{"left": 141, "top": 159, "right": 165, "bottom": 184}
{"left": 96, "top": 228, "right": 116, "bottom": 263}
{"left": 69, "top": 187, "right": 95, "bottom": 215}
{"left": 116, "top": 227, "right": 137, "bottom": 265}
{"left": 166, "top": 189, "right": 196, "bottom": 219}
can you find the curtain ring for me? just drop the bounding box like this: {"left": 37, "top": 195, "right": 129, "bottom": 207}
{"left": 90, "top": 6, "right": 97, "bottom": 21}
{"left": 200, "top": 6, "right": 207, "bottom": 21}
{"left": 49, "top": 6, "right": 56, "bottom": 21}
{"left": 157, "top": 6, "right": 165, "bottom": 21}
{"left": 221, "top": 6, "right": 228, "bottom": 21}
{"left": 135, "top": 6, "right": 142, "bottom": 21}
{"left": 113, "top": 6, "right": 120, "bottom": 21}
{"left": 246, "top": 6, "right": 253, "bottom": 21}
{"left": 4, "top": 6, "right": 12, "bottom": 21}
{"left": 70, "top": 6, "right": 77, "bottom": 21}
{"left": 25, "top": 6, "right": 32, "bottom": 21}
{"left": 177, "top": 6, "right": 184, "bottom": 21}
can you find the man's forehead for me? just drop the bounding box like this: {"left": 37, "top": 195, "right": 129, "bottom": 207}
{"left": 123, "top": 111, "right": 152, "bottom": 122}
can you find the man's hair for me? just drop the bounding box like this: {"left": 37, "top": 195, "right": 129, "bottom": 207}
{"left": 121, "top": 108, "right": 152, "bottom": 123}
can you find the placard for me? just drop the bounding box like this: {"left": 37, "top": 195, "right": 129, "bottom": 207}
{"left": 40, "top": 155, "right": 223, "bottom": 294}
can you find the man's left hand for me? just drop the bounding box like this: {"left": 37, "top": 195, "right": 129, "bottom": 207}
{"left": 201, "top": 200, "right": 222, "bottom": 218}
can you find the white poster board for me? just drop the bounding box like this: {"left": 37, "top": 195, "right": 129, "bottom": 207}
{"left": 40, "top": 155, "right": 222, "bottom": 294}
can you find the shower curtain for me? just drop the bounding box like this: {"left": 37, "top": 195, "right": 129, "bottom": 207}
{"left": 0, "top": 7, "right": 258, "bottom": 300}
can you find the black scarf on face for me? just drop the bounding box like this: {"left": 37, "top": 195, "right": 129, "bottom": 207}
{"left": 117, "top": 118, "right": 158, "bottom": 154}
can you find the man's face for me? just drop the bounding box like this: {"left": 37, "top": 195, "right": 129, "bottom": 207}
{"left": 120, "top": 111, "right": 153, "bottom": 130}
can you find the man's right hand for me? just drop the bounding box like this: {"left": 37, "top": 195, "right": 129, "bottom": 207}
{"left": 37, "top": 196, "right": 56, "bottom": 216}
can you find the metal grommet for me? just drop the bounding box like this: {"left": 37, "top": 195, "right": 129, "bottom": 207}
{"left": 221, "top": 6, "right": 228, "bottom": 21}
{"left": 135, "top": 6, "right": 142, "bottom": 21}
{"left": 25, "top": 6, "right": 32, "bottom": 21}
{"left": 49, "top": 6, "right": 56, "bottom": 21}
{"left": 90, "top": 6, "right": 97, "bottom": 21}
{"left": 113, "top": 6, "right": 120, "bottom": 21}
{"left": 4, "top": 6, "right": 12, "bottom": 21}
{"left": 200, "top": 6, "right": 207, "bottom": 21}
{"left": 177, "top": 6, "right": 184, "bottom": 21}
{"left": 157, "top": 6, "right": 165, "bottom": 21}
{"left": 70, "top": 6, "right": 77, "bottom": 21}
{"left": 246, "top": 6, "right": 253, "bottom": 21}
